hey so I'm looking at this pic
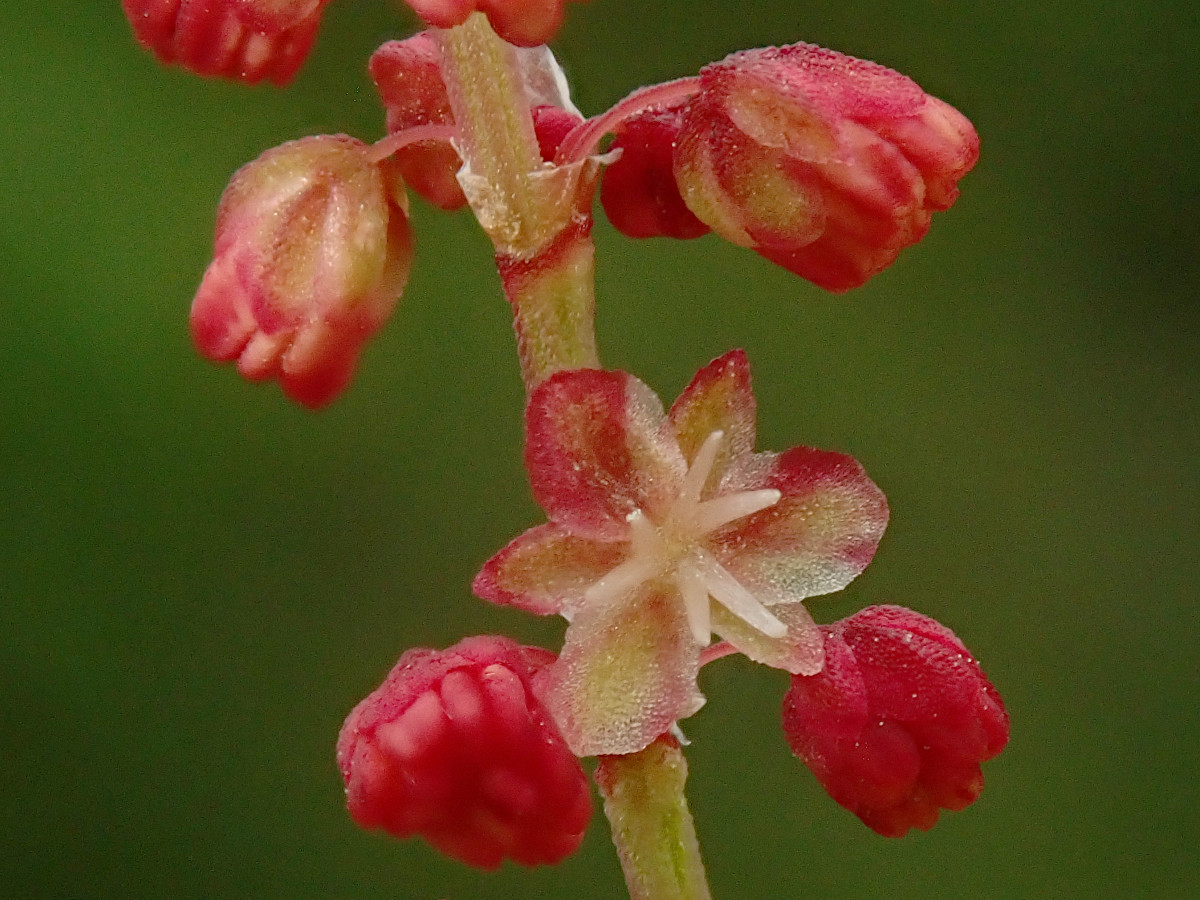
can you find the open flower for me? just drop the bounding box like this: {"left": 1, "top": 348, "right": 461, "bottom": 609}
{"left": 475, "top": 351, "right": 889, "bottom": 756}
{"left": 782, "top": 605, "right": 1009, "bottom": 836}
{"left": 121, "top": 0, "right": 332, "bottom": 86}
{"left": 338, "top": 635, "right": 592, "bottom": 868}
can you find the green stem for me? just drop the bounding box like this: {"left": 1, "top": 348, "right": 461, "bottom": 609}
{"left": 596, "top": 736, "right": 713, "bottom": 900}
{"left": 495, "top": 215, "right": 599, "bottom": 389}
{"left": 437, "top": 14, "right": 601, "bottom": 390}
{"left": 439, "top": 21, "right": 707, "bottom": 900}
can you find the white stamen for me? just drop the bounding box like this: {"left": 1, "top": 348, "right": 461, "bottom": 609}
{"left": 679, "top": 429, "right": 724, "bottom": 505}
{"left": 693, "top": 488, "right": 781, "bottom": 535}
{"left": 691, "top": 549, "right": 787, "bottom": 639}
{"left": 584, "top": 554, "right": 658, "bottom": 606}
{"left": 674, "top": 563, "right": 713, "bottom": 646}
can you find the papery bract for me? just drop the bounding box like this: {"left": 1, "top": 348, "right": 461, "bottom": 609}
{"left": 782, "top": 605, "right": 1009, "bottom": 836}
{"left": 402, "top": 0, "right": 584, "bottom": 48}
{"left": 337, "top": 635, "right": 592, "bottom": 868}
{"left": 121, "top": 0, "right": 331, "bottom": 86}
{"left": 475, "top": 351, "right": 889, "bottom": 756}
{"left": 670, "top": 42, "right": 979, "bottom": 292}
{"left": 189, "top": 135, "right": 412, "bottom": 408}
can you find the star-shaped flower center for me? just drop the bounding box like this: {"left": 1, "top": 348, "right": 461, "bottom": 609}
{"left": 582, "top": 430, "right": 786, "bottom": 645}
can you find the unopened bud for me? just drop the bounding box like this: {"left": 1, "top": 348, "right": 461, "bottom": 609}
{"left": 189, "top": 135, "right": 412, "bottom": 408}
{"left": 782, "top": 605, "right": 1008, "bottom": 836}
{"left": 121, "top": 0, "right": 331, "bottom": 86}
{"left": 674, "top": 43, "right": 979, "bottom": 291}
{"left": 337, "top": 636, "right": 592, "bottom": 868}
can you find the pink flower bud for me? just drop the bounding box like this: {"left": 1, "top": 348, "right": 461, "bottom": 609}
{"left": 337, "top": 636, "right": 593, "bottom": 869}
{"left": 121, "top": 0, "right": 331, "bottom": 86}
{"left": 782, "top": 605, "right": 1008, "bottom": 836}
{"left": 600, "top": 104, "right": 711, "bottom": 240}
{"left": 402, "top": 0, "right": 583, "bottom": 48}
{"left": 673, "top": 43, "right": 979, "bottom": 291}
{"left": 189, "top": 135, "right": 412, "bottom": 408}
{"left": 370, "top": 33, "right": 468, "bottom": 211}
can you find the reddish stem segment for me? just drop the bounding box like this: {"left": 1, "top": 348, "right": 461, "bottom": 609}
{"left": 496, "top": 214, "right": 600, "bottom": 390}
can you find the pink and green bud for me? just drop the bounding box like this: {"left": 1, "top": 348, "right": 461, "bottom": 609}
{"left": 189, "top": 135, "right": 412, "bottom": 408}
{"left": 337, "top": 635, "right": 592, "bottom": 869}
{"left": 121, "top": 0, "right": 331, "bottom": 86}
{"left": 673, "top": 43, "right": 979, "bottom": 291}
{"left": 475, "top": 351, "right": 889, "bottom": 756}
{"left": 782, "top": 605, "right": 1009, "bottom": 836}
{"left": 402, "top": 1, "right": 584, "bottom": 49}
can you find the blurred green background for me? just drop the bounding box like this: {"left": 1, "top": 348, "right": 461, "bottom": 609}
{"left": 3, "top": 1, "right": 1197, "bottom": 897}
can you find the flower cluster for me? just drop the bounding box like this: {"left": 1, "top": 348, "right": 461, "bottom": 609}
{"left": 120, "top": 0, "right": 1008, "bottom": 891}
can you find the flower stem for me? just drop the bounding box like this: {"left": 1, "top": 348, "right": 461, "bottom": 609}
{"left": 495, "top": 215, "right": 599, "bottom": 390}
{"left": 596, "top": 736, "right": 713, "bottom": 900}
{"left": 436, "top": 14, "right": 600, "bottom": 390}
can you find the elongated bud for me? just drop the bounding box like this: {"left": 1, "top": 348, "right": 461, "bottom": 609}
{"left": 189, "top": 135, "right": 412, "bottom": 408}
{"left": 782, "top": 605, "right": 1008, "bottom": 836}
{"left": 337, "top": 636, "right": 592, "bottom": 869}
{"left": 121, "top": 0, "right": 331, "bottom": 86}
{"left": 402, "top": 1, "right": 583, "bottom": 48}
{"left": 673, "top": 43, "right": 979, "bottom": 291}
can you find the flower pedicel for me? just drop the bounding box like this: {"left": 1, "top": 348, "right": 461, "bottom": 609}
{"left": 122, "top": 2, "right": 1008, "bottom": 895}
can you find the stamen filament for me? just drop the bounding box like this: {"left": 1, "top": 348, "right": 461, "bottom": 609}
{"left": 674, "top": 563, "right": 713, "bottom": 646}
{"left": 693, "top": 489, "right": 780, "bottom": 534}
{"left": 691, "top": 549, "right": 787, "bottom": 639}
{"left": 679, "top": 430, "right": 724, "bottom": 506}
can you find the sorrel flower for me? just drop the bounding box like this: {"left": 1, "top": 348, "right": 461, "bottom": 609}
{"left": 402, "top": 1, "right": 584, "bottom": 48}
{"left": 782, "top": 605, "right": 1009, "bottom": 836}
{"left": 122, "top": 3, "right": 1008, "bottom": 892}
{"left": 189, "top": 135, "right": 412, "bottom": 408}
{"left": 338, "top": 635, "right": 592, "bottom": 868}
{"left": 475, "top": 351, "right": 889, "bottom": 756}
{"left": 121, "top": 0, "right": 332, "bottom": 86}
{"left": 598, "top": 42, "right": 979, "bottom": 292}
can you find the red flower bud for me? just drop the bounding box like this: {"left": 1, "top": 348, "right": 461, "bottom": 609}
{"left": 337, "top": 636, "right": 592, "bottom": 869}
{"left": 402, "top": 0, "right": 584, "bottom": 48}
{"left": 601, "top": 104, "right": 711, "bottom": 240}
{"left": 673, "top": 43, "right": 979, "bottom": 291}
{"left": 782, "top": 605, "right": 1008, "bottom": 837}
{"left": 121, "top": 0, "right": 331, "bottom": 86}
{"left": 189, "top": 135, "right": 412, "bottom": 408}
